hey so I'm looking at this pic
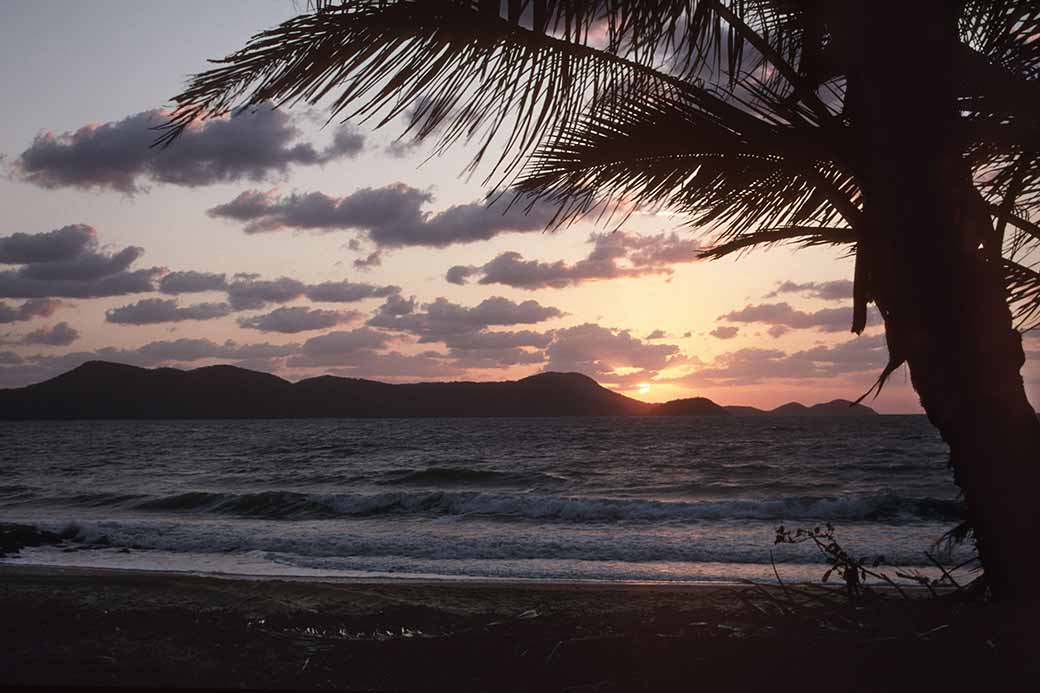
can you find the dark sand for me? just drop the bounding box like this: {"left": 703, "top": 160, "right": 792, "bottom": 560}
{"left": 0, "top": 564, "right": 1036, "bottom": 691}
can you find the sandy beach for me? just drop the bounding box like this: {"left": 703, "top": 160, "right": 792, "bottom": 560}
{"left": 1, "top": 563, "right": 1036, "bottom": 692}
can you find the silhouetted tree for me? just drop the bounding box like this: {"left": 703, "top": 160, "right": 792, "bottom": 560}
{"left": 163, "top": 1, "right": 1040, "bottom": 600}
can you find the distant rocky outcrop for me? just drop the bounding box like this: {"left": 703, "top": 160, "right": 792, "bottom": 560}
{"left": 653, "top": 397, "right": 730, "bottom": 416}
{"left": 724, "top": 400, "right": 878, "bottom": 417}
{"left": 0, "top": 361, "right": 879, "bottom": 419}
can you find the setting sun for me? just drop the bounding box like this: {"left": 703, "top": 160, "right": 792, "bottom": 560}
{"left": 637, "top": 383, "right": 652, "bottom": 395}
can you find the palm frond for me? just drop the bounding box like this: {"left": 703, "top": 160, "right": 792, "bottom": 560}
{"left": 160, "top": 1, "right": 839, "bottom": 179}
{"left": 697, "top": 226, "right": 854, "bottom": 260}
{"left": 515, "top": 87, "right": 856, "bottom": 236}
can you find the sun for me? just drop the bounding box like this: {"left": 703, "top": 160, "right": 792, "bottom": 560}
{"left": 637, "top": 383, "right": 652, "bottom": 396}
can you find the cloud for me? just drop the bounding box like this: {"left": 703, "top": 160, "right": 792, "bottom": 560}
{"left": 0, "top": 224, "right": 95, "bottom": 263}
{"left": 766, "top": 279, "right": 854, "bottom": 301}
{"left": 238, "top": 306, "right": 362, "bottom": 334}
{"left": 645, "top": 329, "right": 668, "bottom": 340}
{"left": 445, "top": 265, "right": 478, "bottom": 285}
{"left": 20, "top": 246, "right": 144, "bottom": 281}
{"left": 709, "top": 326, "right": 740, "bottom": 339}
{"left": 287, "top": 328, "right": 395, "bottom": 367}
{"left": 718, "top": 302, "right": 879, "bottom": 333}
{"left": 304, "top": 280, "right": 399, "bottom": 303}
{"left": 158, "top": 271, "right": 228, "bottom": 294}
{"left": 449, "top": 231, "right": 701, "bottom": 289}
{"left": 105, "top": 298, "right": 233, "bottom": 325}
{"left": 447, "top": 347, "right": 547, "bottom": 368}
{"left": 0, "top": 269, "right": 160, "bottom": 299}
{"left": 544, "top": 323, "right": 683, "bottom": 385}
{"left": 767, "top": 325, "right": 790, "bottom": 339}
{"left": 14, "top": 107, "right": 363, "bottom": 193}
{"left": 353, "top": 250, "right": 383, "bottom": 271}
{"left": 0, "top": 225, "right": 160, "bottom": 298}
{"left": 324, "top": 351, "right": 467, "bottom": 380}
{"left": 0, "top": 351, "right": 23, "bottom": 365}
{"left": 226, "top": 276, "right": 307, "bottom": 310}
{"left": 21, "top": 322, "right": 79, "bottom": 346}
{"left": 369, "top": 296, "right": 563, "bottom": 342}
{"left": 682, "top": 334, "right": 887, "bottom": 385}
{"left": 0, "top": 298, "right": 62, "bottom": 323}
{"left": 208, "top": 185, "right": 556, "bottom": 247}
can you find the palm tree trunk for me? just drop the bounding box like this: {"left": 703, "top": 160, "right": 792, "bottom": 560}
{"left": 841, "top": 1, "right": 1040, "bottom": 600}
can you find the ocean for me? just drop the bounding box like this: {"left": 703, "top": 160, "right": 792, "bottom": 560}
{"left": 0, "top": 416, "right": 972, "bottom": 584}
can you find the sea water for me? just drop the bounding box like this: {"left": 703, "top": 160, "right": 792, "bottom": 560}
{"left": 0, "top": 416, "right": 972, "bottom": 583}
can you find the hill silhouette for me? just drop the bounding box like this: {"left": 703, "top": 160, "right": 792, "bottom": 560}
{"left": 0, "top": 361, "right": 878, "bottom": 419}
{"left": 724, "top": 400, "right": 879, "bottom": 417}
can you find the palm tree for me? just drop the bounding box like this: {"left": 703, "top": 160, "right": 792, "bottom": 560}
{"left": 162, "top": 1, "right": 1040, "bottom": 601}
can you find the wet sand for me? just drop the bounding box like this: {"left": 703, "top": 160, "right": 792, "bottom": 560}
{"left": 0, "top": 564, "right": 1035, "bottom": 691}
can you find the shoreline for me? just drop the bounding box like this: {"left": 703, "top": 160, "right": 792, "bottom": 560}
{"left": 2, "top": 563, "right": 1035, "bottom": 691}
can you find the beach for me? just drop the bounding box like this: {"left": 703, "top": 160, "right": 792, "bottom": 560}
{"left": 1, "top": 564, "right": 1035, "bottom": 692}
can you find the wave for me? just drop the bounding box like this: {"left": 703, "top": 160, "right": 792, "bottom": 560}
{"left": 12, "top": 513, "right": 972, "bottom": 574}
{"left": 377, "top": 467, "right": 567, "bottom": 487}
{"left": 105, "top": 489, "right": 965, "bottom": 523}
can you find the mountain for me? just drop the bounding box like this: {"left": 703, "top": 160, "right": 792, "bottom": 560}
{"left": 0, "top": 361, "right": 879, "bottom": 419}
{"left": 726, "top": 400, "right": 879, "bottom": 417}
{"left": 0, "top": 361, "right": 653, "bottom": 419}
{"left": 653, "top": 397, "right": 729, "bottom": 416}
{"left": 721, "top": 405, "right": 768, "bottom": 416}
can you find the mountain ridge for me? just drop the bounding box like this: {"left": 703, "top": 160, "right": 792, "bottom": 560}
{"left": 0, "top": 361, "right": 879, "bottom": 419}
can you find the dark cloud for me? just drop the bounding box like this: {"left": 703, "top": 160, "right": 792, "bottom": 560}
{"left": 20, "top": 246, "right": 143, "bottom": 281}
{"left": 441, "top": 330, "right": 553, "bottom": 351}
{"left": 0, "top": 351, "right": 23, "bottom": 365}
{"left": 324, "top": 352, "right": 467, "bottom": 380}
{"left": 14, "top": 108, "right": 363, "bottom": 194}
{"left": 353, "top": 250, "right": 383, "bottom": 271}
{"left": 0, "top": 225, "right": 160, "bottom": 298}
{"left": 682, "top": 334, "right": 887, "bottom": 385}
{"left": 372, "top": 293, "right": 417, "bottom": 318}
{"left": 323, "top": 127, "right": 366, "bottom": 160}
{"left": 0, "top": 268, "right": 160, "bottom": 299}
{"left": 369, "top": 296, "right": 563, "bottom": 342}
{"left": 544, "top": 323, "right": 683, "bottom": 385}
{"left": 105, "top": 298, "right": 233, "bottom": 325}
{"left": 226, "top": 276, "right": 307, "bottom": 310}
{"left": 238, "top": 306, "right": 362, "bottom": 334}
{"left": 645, "top": 329, "right": 667, "bottom": 340}
{"left": 304, "top": 280, "right": 399, "bottom": 303}
{"left": 718, "top": 302, "right": 879, "bottom": 333}
{"left": 451, "top": 231, "right": 701, "bottom": 290}
{"left": 447, "top": 347, "right": 546, "bottom": 368}
{"left": 21, "top": 322, "right": 79, "bottom": 346}
{"left": 767, "top": 325, "right": 790, "bottom": 339}
{"left": 0, "top": 298, "right": 62, "bottom": 323}
{"left": 0, "top": 225, "right": 95, "bottom": 264}
{"left": 766, "top": 280, "right": 855, "bottom": 301}
{"left": 112, "top": 338, "right": 300, "bottom": 367}
{"left": 445, "top": 265, "right": 478, "bottom": 285}
{"left": 208, "top": 185, "right": 556, "bottom": 248}
{"left": 709, "top": 326, "right": 740, "bottom": 340}
{"left": 158, "top": 271, "right": 228, "bottom": 294}
{"left": 287, "top": 328, "right": 396, "bottom": 367}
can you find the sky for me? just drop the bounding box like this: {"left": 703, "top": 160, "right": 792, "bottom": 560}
{"left": 1, "top": 1, "right": 1036, "bottom": 413}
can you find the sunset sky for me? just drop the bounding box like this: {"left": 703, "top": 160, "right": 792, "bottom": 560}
{"left": 2, "top": 0, "right": 1037, "bottom": 413}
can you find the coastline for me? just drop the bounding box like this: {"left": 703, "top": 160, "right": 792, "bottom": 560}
{"left": 1, "top": 564, "right": 1034, "bottom": 691}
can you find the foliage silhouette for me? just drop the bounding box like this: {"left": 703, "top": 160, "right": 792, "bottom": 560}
{"left": 162, "top": 1, "right": 1040, "bottom": 600}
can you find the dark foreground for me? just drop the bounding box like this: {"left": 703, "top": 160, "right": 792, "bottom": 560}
{"left": 0, "top": 565, "right": 1036, "bottom": 692}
